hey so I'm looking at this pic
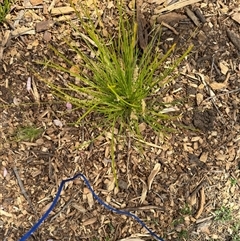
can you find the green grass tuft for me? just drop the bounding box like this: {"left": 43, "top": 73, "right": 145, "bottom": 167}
{"left": 39, "top": 2, "right": 192, "bottom": 136}
{"left": 16, "top": 125, "right": 43, "bottom": 142}
{"left": 36, "top": 1, "right": 192, "bottom": 182}
{"left": 0, "top": 0, "right": 12, "bottom": 23}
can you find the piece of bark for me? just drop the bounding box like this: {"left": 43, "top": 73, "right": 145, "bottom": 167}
{"left": 194, "top": 8, "right": 206, "bottom": 23}
{"left": 152, "top": 12, "right": 187, "bottom": 25}
{"left": 136, "top": 2, "right": 149, "bottom": 51}
{"left": 43, "top": 31, "right": 52, "bottom": 42}
{"left": 226, "top": 29, "right": 240, "bottom": 51}
{"left": 36, "top": 20, "right": 54, "bottom": 32}
{"left": 185, "top": 7, "right": 201, "bottom": 27}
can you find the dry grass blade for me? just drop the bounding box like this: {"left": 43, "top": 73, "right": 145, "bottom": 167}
{"left": 155, "top": 0, "right": 203, "bottom": 14}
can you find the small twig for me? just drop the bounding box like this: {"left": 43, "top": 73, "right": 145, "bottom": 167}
{"left": 203, "top": 87, "right": 240, "bottom": 102}
{"left": 133, "top": 137, "right": 162, "bottom": 149}
{"left": 188, "top": 180, "right": 206, "bottom": 198}
{"left": 210, "top": 56, "right": 215, "bottom": 81}
{"left": 50, "top": 189, "right": 81, "bottom": 222}
{"left": 15, "top": 5, "right": 44, "bottom": 10}
{"left": 79, "top": 32, "right": 97, "bottom": 47}
{"left": 50, "top": 198, "right": 73, "bottom": 222}
{"left": 194, "top": 187, "right": 205, "bottom": 219}
{"left": 13, "top": 166, "right": 37, "bottom": 214}
{"left": 162, "top": 21, "right": 179, "bottom": 35}
{"left": 120, "top": 205, "right": 164, "bottom": 212}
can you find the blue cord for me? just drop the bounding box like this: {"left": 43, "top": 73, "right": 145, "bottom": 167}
{"left": 19, "top": 173, "right": 164, "bottom": 241}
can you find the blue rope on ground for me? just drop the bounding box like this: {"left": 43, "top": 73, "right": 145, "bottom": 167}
{"left": 19, "top": 173, "right": 164, "bottom": 241}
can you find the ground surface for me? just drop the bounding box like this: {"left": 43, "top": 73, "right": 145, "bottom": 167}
{"left": 0, "top": 0, "right": 240, "bottom": 241}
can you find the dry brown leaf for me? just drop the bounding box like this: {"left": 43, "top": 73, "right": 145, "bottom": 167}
{"left": 232, "top": 12, "right": 240, "bottom": 24}
{"left": 87, "top": 192, "right": 94, "bottom": 209}
{"left": 196, "top": 93, "right": 203, "bottom": 106}
{"left": 82, "top": 217, "right": 97, "bottom": 226}
{"left": 23, "top": 0, "right": 33, "bottom": 7}
{"left": 40, "top": 202, "right": 53, "bottom": 215}
{"left": 199, "top": 152, "right": 208, "bottom": 163}
{"left": 25, "top": 10, "right": 42, "bottom": 21}
{"left": 51, "top": 6, "right": 75, "bottom": 16}
{"left": 187, "top": 192, "right": 197, "bottom": 206}
{"left": 106, "top": 178, "right": 115, "bottom": 192}
{"left": 219, "top": 61, "right": 229, "bottom": 75}
{"left": 197, "top": 221, "right": 211, "bottom": 235}
{"left": 148, "top": 163, "right": 161, "bottom": 190}
{"left": 30, "top": 0, "right": 43, "bottom": 5}
{"left": 209, "top": 82, "right": 227, "bottom": 90}
{"left": 71, "top": 203, "right": 87, "bottom": 213}
{"left": 48, "top": 0, "right": 56, "bottom": 12}
{"left": 0, "top": 209, "right": 13, "bottom": 217}
{"left": 70, "top": 65, "right": 80, "bottom": 76}
{"left": 31, "top": 78, "right": 40, "bottom": 103}
{"left": 11, "top": 27, "right": 35, "bottom": 37}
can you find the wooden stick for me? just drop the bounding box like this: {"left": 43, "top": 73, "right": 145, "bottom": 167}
{"left": 162, "top": 21, "right": 179, "bottom": 35}
{"left": 185, "top": 7, "right": 201, "bottom": 27}
{"left": 13, "top": 166, "right": 37, "bottom": 214}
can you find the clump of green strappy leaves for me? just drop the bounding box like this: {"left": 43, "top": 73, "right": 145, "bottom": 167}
{"left": 38, "top": 0, "right": 192, "bottom": 180}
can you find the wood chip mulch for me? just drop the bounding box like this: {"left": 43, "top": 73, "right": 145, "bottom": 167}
{"left": 0, "top": 0, "right": 240, "bottom": 241}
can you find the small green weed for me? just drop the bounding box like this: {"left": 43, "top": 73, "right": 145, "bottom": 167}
{"left": 107, "top": 222, "right": 115, "bottom": 234}
{"left": 214, "top": 206, "right": 232, "bottom": 222}
{"left": 16, "top": 125, "right": 43, "bottom": 142}
{"left": 0, "top": 0, "right": 12, "bottom": 23}
{"left": 177, "top": 229, "right": 189, "bottom": 240}
{"left": 232, "top": 222, "right": 240, "bottom": 241}
{"left": 180, "top": 204, "right": 192, "bottom": 215}
{"left": 172, "top": 217, "right": 185, "bottom": 227}
{"left": 230, "top": 177, "right": 238, "bottom": 186}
